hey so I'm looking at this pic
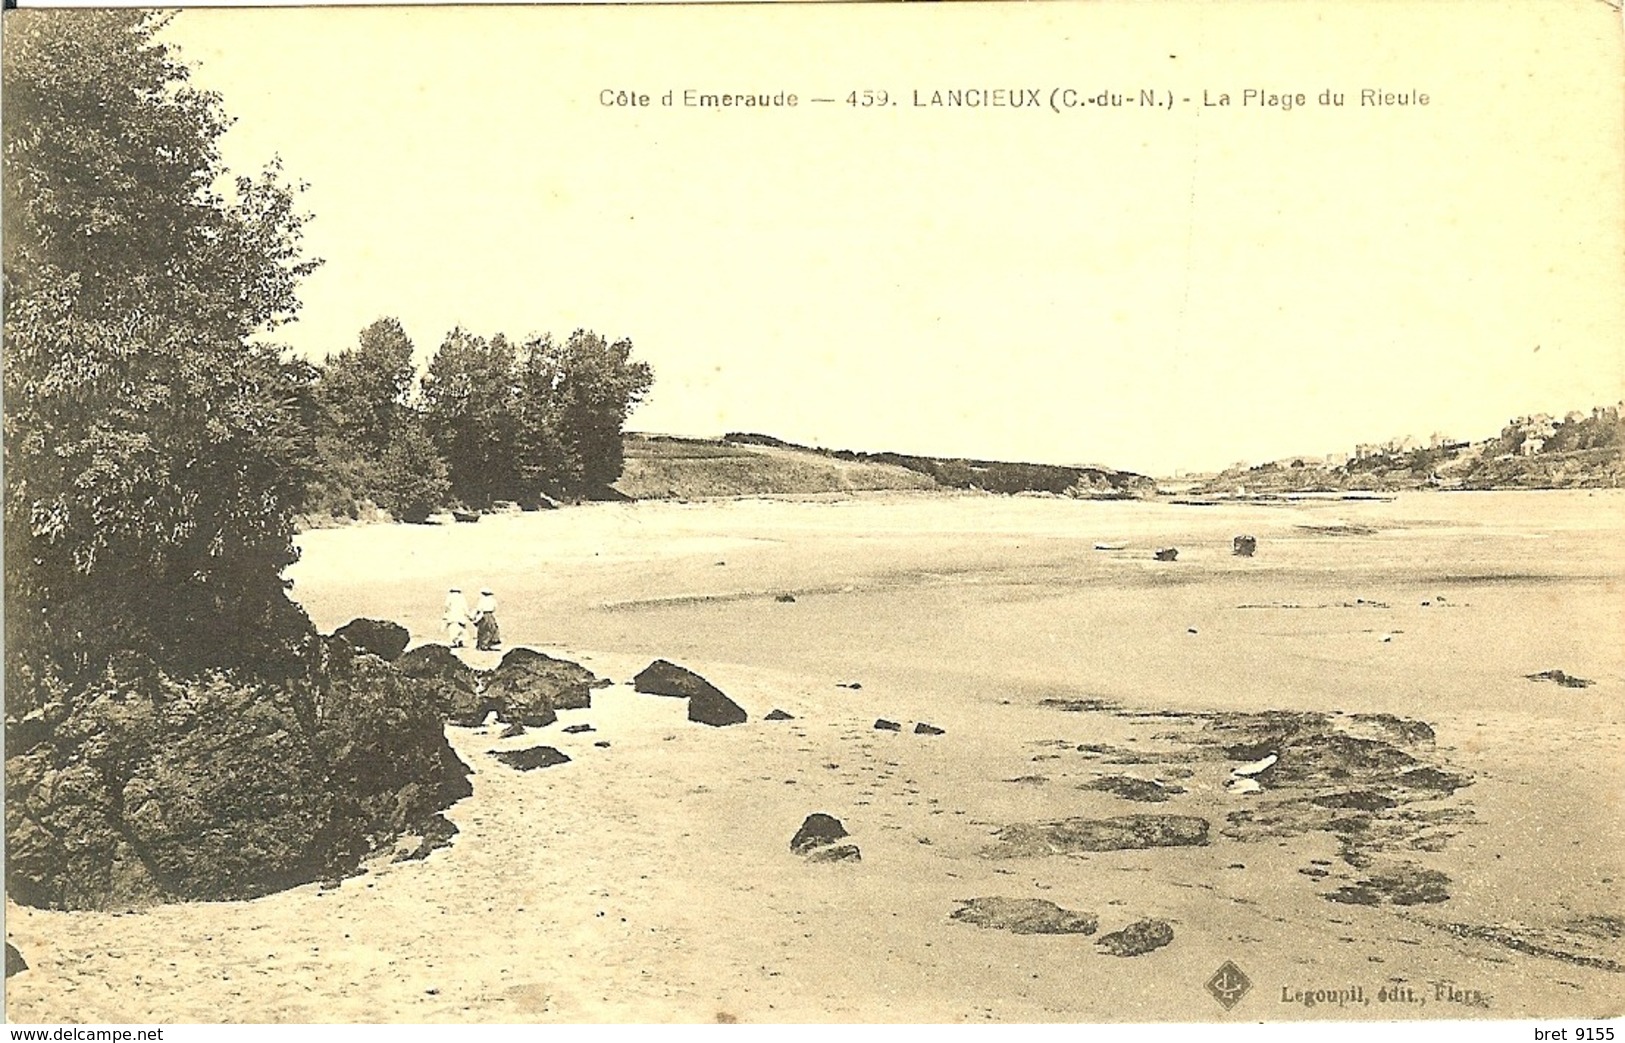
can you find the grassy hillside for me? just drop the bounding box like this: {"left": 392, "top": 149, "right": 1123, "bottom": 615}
{"left": 614, "top": 433, "right": 1157, "bottom": 501}
{"left": 613, "top": 435, "right": 937, "bottom": 500}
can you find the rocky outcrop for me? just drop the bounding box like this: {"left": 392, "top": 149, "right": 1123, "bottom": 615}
{"left": 5, "top": 943, "right": 26, "bottom": 977}
{"left": 5, "top": 641, "right": 473, "bottom": 911}
{"left": 1081, "top": 775, "right": 1186, "bottom": 803}
{"left": 950, "top": 897, "right": 1098, "bottom": 935}
{"left": 331, "top": 618, "right": 410, "bottom": 662}
{"left": 1096, "top": 919, "right": 1174, "bottom": 956}
{"left": 984, "top": 815, "right": 1210, "bottom": 858}
{"left": 395, "top": 643, "right": 494, "bottom": 726}
{"left": 485, "top": 647, "right": 607, "bottom": 720}
{"left": 1324, "top": 863, "right": 1451, "bottom": 906}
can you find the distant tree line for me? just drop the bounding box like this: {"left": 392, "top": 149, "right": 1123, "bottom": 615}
{"left": 302, "top": 319, "right": 651, "bottom": 523}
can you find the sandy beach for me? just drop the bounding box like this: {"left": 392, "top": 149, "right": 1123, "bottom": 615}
{"left": 7, "top": 489, "right": 1622, "bottom": 1023}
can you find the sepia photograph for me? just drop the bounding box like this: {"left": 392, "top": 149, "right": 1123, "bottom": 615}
{"left": 3, "top": 0, "right": 1623, "bottom": 1028}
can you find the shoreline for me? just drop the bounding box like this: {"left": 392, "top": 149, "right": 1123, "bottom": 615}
{"left": 11, "top": 490, "right": 1623, "bottom": 1022}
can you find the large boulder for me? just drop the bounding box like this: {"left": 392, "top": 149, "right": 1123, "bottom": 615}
{"left": 688, "top": 688, "right": 747, "bottom": 727}
{"left": 396, "top": 643, "right": 496, "bottom": 726}
{"left": 483, "top": 648, "right": 607, "bottom": 724}
{"left": 633, "top": 659, "right": 719, "bottom": 699}
{"left": 632, "top": 660, "right": 746, "bottom": 726}
{"left": 331, "top": 618, "right": 411, "bottom": 662}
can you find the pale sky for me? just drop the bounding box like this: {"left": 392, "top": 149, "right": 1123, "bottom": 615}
{"left": 164, "top": 2, "right": 1625, "bottom": 476}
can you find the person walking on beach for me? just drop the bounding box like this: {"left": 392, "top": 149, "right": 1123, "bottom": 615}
{"left": 443, "top": 587, "right": 473, "bottom": 648}
{"left": 473, "top": 587, "right": 502, "bottom": 650}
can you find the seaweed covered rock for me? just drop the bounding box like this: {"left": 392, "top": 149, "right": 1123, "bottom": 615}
{"left": 484, "top": 647, "right": 608, "bottom": 721}
{"left": 1081, "top": 775, "right": 1186, "bottom": 803}
{"left": 4, "top": 647, "right": 473, "bottom": 911}
{"left": 1097, "top": 919, "right": 1174, "bottom": 956}
{"left": 984, "top": 815, "right": 1210, "bottom": 858}
{"left": 331, "top": 618, "right": 410, "bottom": 662}
{"left": 951, "top": 897, "right": 1098, "bottom": 935}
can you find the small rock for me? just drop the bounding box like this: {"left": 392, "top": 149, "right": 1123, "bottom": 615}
{"left": 837, "top": 682, "right": 863, "bottom": 690}
{"left": 498, "top": 722, "right": 526, "bottom": 739}
{"left": 1232, "top": 535, "right": 1257, "bottom": 557}
{"left": 1526, "top": 669, "right": 1595, "bottom": 689}
{"left": 791, "top": 813, "right": 850, "bottom": 854}
{"left": 561, "top": 723, "right": 595, "bottom": 734}
{"left": 491, "top": 746, "right": 571, "bottom": 771}
{"left": 1097, "top": 919, "right": 1174, "bottom": 956}
{"left": 1153, "top": 548, "right": 1178, "bottom": 562}
{"left": 6, "top": 943, "right": 27, "bottom": 977}
{"left": 765, "top": 709, "right": 795, "bottom": 721}
{"left": 914, "top": 722, "right": 945, "bottom": 736}
{"left": 594, "top": 741, "right": 611, "bottom": 748}
{"left": 874, "top": 719, "right": 902, "bottom": 732}
{"left": 804, "top": 843, "right": 861, "bottom": 863}
{"left": 775, "top": 594, "right": 796, "bottom": 603}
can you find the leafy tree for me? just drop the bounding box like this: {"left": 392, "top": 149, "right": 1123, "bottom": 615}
{"left": 544, "top": 330, "right": 653, "bottom": 496}
{"left": 317, "top": 318, "right": 417, "bottom": 455}
{"left": 419, "top": 329, "right": 521, "bottom": 508}
{"left": 307, "top": 318, "right": 450, "bottom": 520}
{"left": 3, "top": 10, "right": 320, "bottom": 693}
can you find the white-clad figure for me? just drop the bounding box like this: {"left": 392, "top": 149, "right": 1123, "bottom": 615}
{"left": 473, "top": 587, "right": 501, "bottom": 650}
{"left": 443, "top": 587, "right": 473, "bottom": 648}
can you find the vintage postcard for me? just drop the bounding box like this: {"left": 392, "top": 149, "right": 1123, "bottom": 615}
{"left": 3, "top": 0, "right": 1622, "bottom": 1029}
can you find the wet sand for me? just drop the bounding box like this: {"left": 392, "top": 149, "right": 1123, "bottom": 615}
{"left": 7, "top": 489, "right": 1623, "bottom": 1022}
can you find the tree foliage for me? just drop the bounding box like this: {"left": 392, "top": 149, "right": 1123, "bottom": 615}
{"left": 419, "top": 327, "right": 650, "bottom": 506}
{"left": 305, "top": 318, "right": 449, "bottom": 521}
{"left": 3, "top": 11, "right": 321, "bottom": 693}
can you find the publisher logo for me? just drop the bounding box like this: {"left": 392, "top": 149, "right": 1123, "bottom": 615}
{"left": 1207, "top": 961, "right": 1253, "bottom": 1011}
